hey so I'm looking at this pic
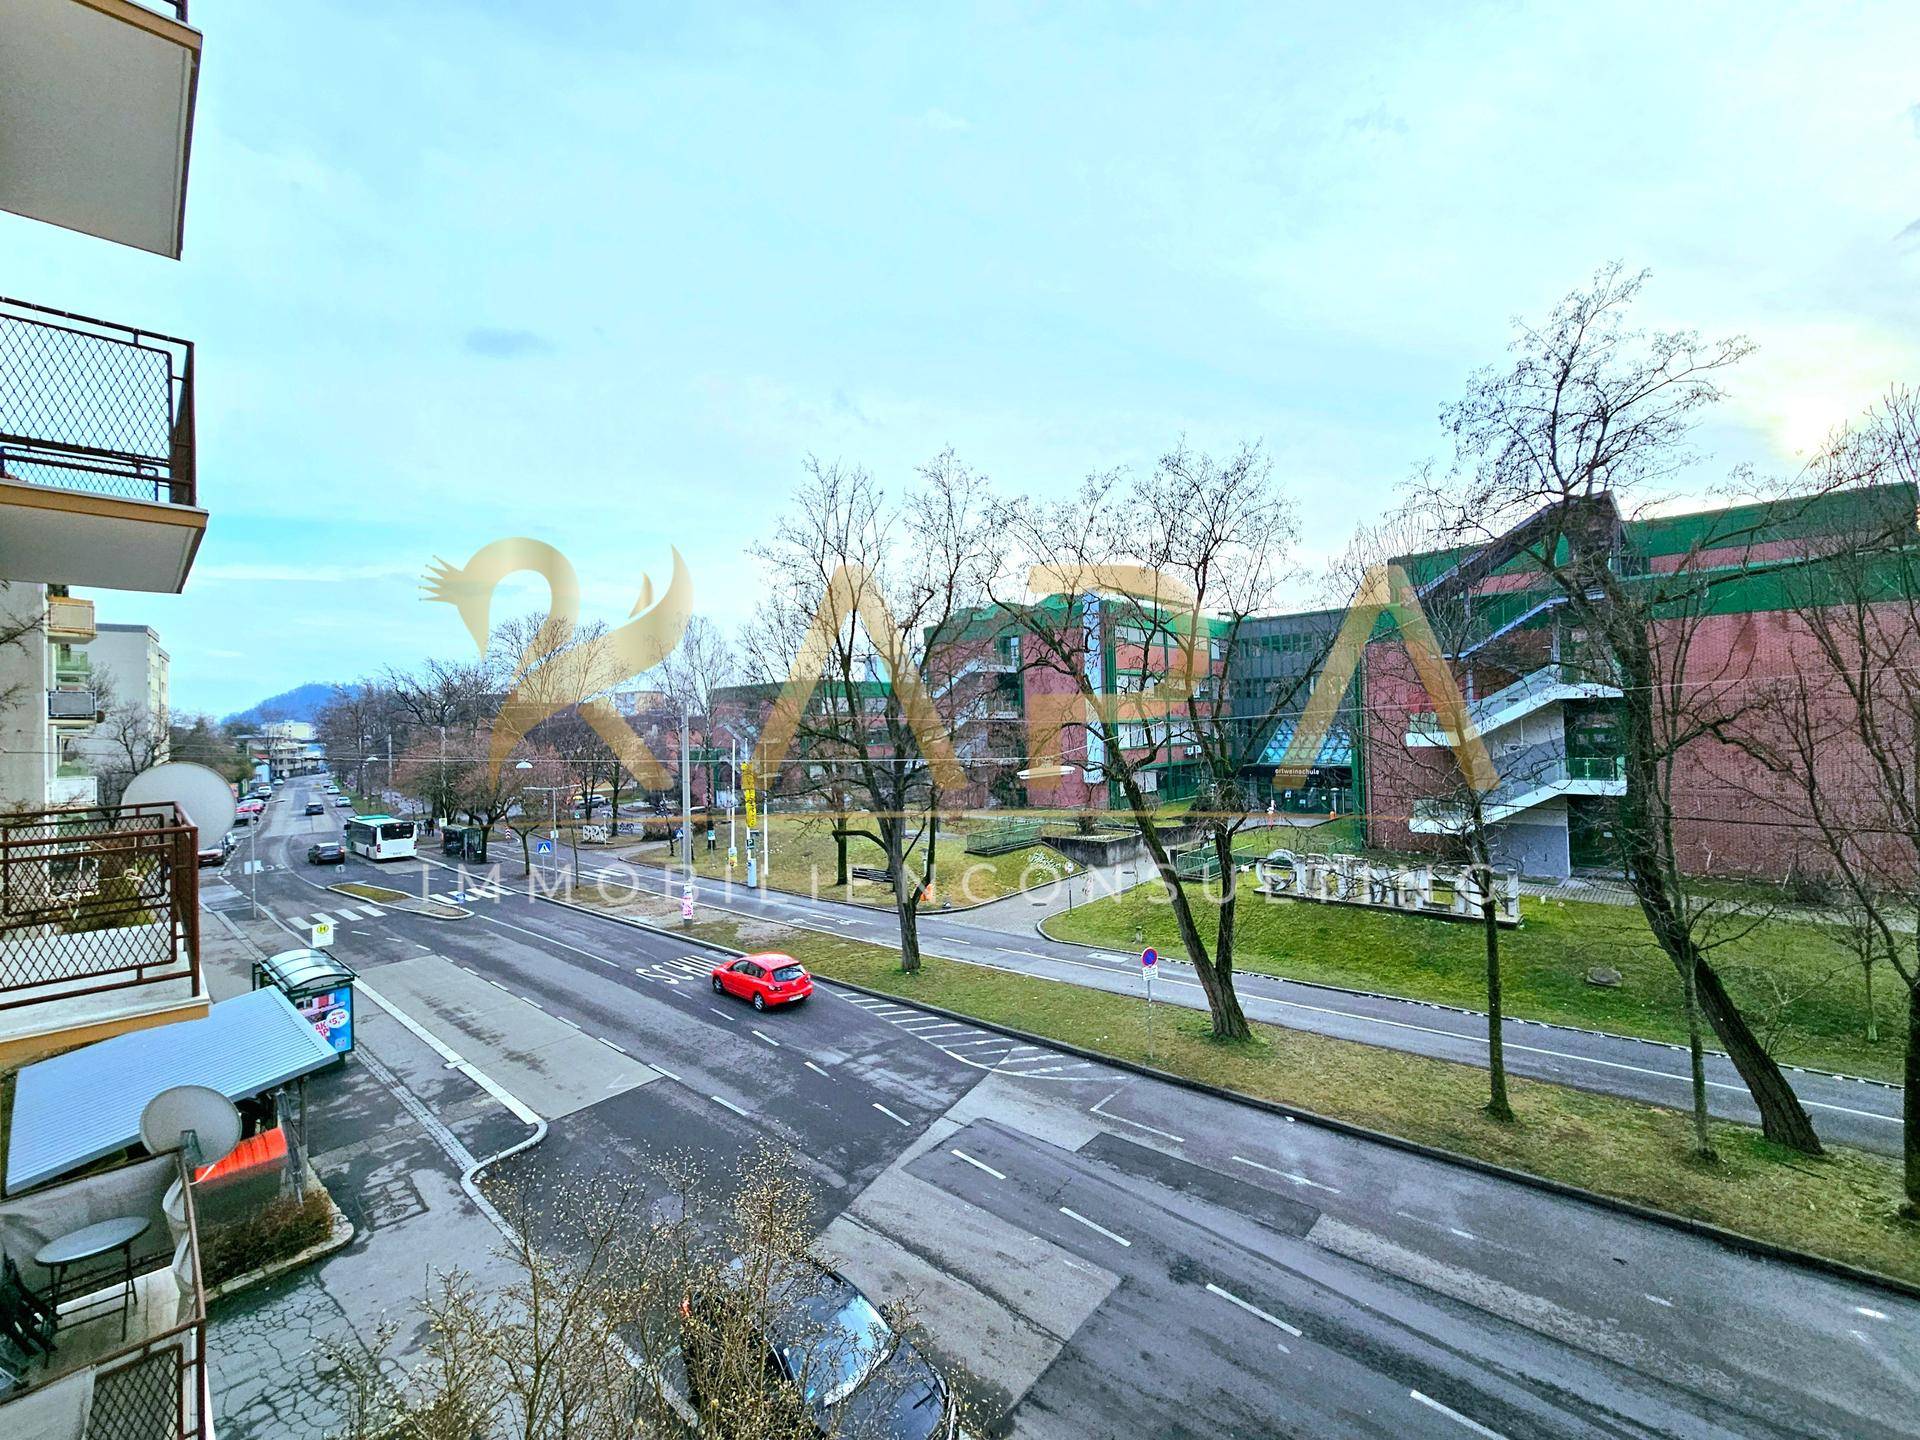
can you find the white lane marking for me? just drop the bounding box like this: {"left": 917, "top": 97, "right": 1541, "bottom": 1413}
{"left": 520, "top": 995, "right": 546, "bottom": 1011}
{"left": 709, "top": 1007, "right": 733, "bottom": 1020}
{"left": 872, "top": 1103, "right": 912, "bottom": 1127}
{"left": 552, "top": 1012, "right": 580, "bottom": 1030}
{"left": 309, "top": 911, "right": 335, "bottom": 926}
{"left": 944, "top": 1038, "right": 1013, "bottom": 1049}
{"left": 1229, "top": 1155, "right": 1342, "bottom": 1194}
{"left": 596, "top": 956, "right": 619, "bottom": 967}
{"left": 1855, "top": 1306, "right": 1888, "bottom": 1320}
{"left": 1060, "top": 1206, "right": 1131, "bottom": 1247}
{"left": 652, "top": 1065, "right": 682, "bottom": 1082}
{"left": 599, "top": 1037, "right": 629, "bottom": 1056}
{"left": 752, "top": 1029, "right": 781, "bottom": 1047}
{"left": 950, "top": 1149, "right": 1006, "bottom": 1180}
{"left": 353, "top": 978, "right": 541, "bottom": 1126}
{"left": 804, "top": 1060, "right": 831, "bottom": 1078}
{"left": 711, "top": 1095, "right": 749, "bottom": 1118}
{"left": 1408, "top": 1391, "right": 1506, "bottom": 1438}
{"left": 1205, "top": 1282, "right": 1303, "bottom": 1337}
{"left": 414, "top": 942, "right": 432, "bottom": 950}
{"left": 901, "top": 1021, "right": 969, "bottom": 1034}
{"left": 487, "top": 978, "right": 510, "bottom": 992}
{"left": 360, "top": 904, "right": 386, "bottom": 917}
{"left": 1090, "top": 1091, "right": 1186, "bottom": 1143}
{"left": 1644, "top": 1294, "right": 1673, "bottom": 1307}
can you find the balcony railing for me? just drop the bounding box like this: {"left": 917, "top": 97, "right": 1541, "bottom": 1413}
{"left": 46, "top": 691, "right": 100, "bottom": 723}
{"left": 45, "top": 597, "right": 95, "bottom": 642}
{"left": 0, "top": 803, "right": 200, "bottom": 1014}
{"left": 0, "top": 298, "right": 195, "bottom": 510}
{"left": 0, "top": 1152, "right": 208, "bottom": 1439}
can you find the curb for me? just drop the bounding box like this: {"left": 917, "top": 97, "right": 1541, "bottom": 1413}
{"left": 532, "top": 885, "right": 1920, "bottom": 1303}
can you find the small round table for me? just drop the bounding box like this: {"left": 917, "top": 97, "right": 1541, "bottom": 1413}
{"left": 34, "top": 1214, "right": 151, "bottom": 1339}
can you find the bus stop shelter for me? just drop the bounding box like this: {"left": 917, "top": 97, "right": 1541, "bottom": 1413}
{"left": 252, "top": 948, "right": 357, "bottom": 1059}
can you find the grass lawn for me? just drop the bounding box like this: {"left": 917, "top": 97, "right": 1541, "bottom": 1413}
{"left": 574, "top": 886, "right": 1920, "bottom": 1287}
{"left": 613, "top": 812, "right": 1079, "bottom": 909}
{"left": 1047, "top": 872, "right": 1905, "bottom": 1081}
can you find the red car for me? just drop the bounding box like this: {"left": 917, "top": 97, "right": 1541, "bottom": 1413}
{"left": 710, "top": 952, "right": 813, "bottom": 1011}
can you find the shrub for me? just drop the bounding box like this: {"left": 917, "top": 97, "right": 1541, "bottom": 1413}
{"left": 199, "top": 1188, "right": 335, "bottom": 1287}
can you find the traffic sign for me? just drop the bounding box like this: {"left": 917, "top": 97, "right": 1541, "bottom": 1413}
{"left": 535, "top": 839, "right": 554, "bottom": 855}
{"left": 1141, "top": 947, "right": 1158, "bottom": 969}
{"left": 312, "top": 917, "right": 334, "bottom": 949}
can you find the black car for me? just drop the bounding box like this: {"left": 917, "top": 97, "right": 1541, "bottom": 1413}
{"left": 304, "top": 801, "right": 325, "bottom": 816}
{"left": 307, "top": 843, "right": 346, "bottom": 865}
{"left": 683, "top": 1261, "right": 955, "bottom": 1439}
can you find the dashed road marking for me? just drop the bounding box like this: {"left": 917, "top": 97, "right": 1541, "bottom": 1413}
{"left": 752, "top": 1029, "right": 781, "bottom": 1047}
{"left": 599, "top": 1037, "right": 629, "bottom": 1056}
{"left": 711, "top": 1095, "right": 749, "bottom": 1118}
{"left": 1408, "top": 1391, "right": 1505, "bottom": 1438}
{"left": 872, "top": 1102, "right": 912, "bottom": 1127}
{"left": 1205, "top": 1282, "right": 1302, "bottom": 1337}
{"left": 804, "top": 1060, "right": 831, "bottom": 1078}
{"left": 1061, "top": 1206, "right": 1131, "bottom": 1247}
{"left": 1230, "top": 1154, "right": 1341, "bottom": 1194}
{"left": 950, "top": 1149, "right": 1006, "bottom": 1180}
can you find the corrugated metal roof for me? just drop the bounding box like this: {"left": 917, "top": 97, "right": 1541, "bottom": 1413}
{"left": 6, "top": 988, "right": 338, "bottom": 1194}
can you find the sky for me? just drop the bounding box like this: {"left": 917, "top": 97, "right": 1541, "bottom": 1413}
{"left": 9, "top": 1, "right": 1919, "bottom": 717}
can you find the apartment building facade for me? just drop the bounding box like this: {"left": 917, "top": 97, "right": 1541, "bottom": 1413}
{"left": 1358, "top": 486, "right": 1917, "bottom": 881}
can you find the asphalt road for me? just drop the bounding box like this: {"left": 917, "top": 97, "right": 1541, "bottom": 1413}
{"left": 209, "top": 783, "right": 1920, "bottom": 1439}
{"left": 531, "top": 837, "right": 1905, "bottom": 1155}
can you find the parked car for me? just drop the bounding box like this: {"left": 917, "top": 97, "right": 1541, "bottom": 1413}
{"left": 304, "top": 801, "right": 325, "bottom": 816}
{"left": 710, "top": 952, "right": 812, "bottom": 1011}
{"left": 333, "top": 796, "right": 354, "bottom": 808}
{"left": 307, "top": 843, "right": 345, "bottom": 865}
{"left": 682, "top": 1259, "right": 956, "bottom": 1440}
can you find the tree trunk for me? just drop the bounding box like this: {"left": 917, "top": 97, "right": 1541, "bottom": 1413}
{"left": 884, "top": 818, "right": 922, "bottom": 975}
{"left": 1904, "top": 982, "right": 1919, "bottom": 1221}
{"left": 1596, "top": 606, "right": 1824, "bottom": 1154}
{"left": 1479, "top": 863, "right": 1513, "bottom": 1123}
{"left": 1865, "top": 961, "right": 1878, "bottom": 1045}
{"left": 1205, "top": 828, "right": 1253, "bottom": 1039}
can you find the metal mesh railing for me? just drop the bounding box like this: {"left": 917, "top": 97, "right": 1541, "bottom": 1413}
{"left": 0, "top": 803, "right": 200, "bottom": 1010}
{"left": 0, "top": 298, "right": 195, "bottom": 507}
{"left": 89, "top": 1348, "right": 183, "bottom": 1440}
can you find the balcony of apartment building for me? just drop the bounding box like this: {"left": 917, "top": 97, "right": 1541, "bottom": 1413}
{"left": 0, "top": 1, "right": 202, "bottom": 261}
{"left": 0, "top": 1151, "right": 208, "bottom": 1439}
{"left": 0, "top": 298, "right": 203, "bottom": 595}
{"left": 0, "top": 803, "right": 206, "bottom": 1069}
{"left": 44, "top": 596, "right": 96, "bottom": 646}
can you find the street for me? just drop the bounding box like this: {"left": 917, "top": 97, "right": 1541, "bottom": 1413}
{"left": 201, "top": 781, "right": 1920, "bottom": 1439}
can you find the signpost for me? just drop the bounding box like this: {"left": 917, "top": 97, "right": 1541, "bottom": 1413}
{"left": 312, "top": 917, "right": 335, "bottom": 950}
{"left": 1141, "top": 947, "right": 1158, "bottom": 1057}
{"left": 681, "top": 886, "right": 696, "bottom": 926}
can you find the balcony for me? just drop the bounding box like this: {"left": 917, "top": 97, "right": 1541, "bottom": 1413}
{"left": 0, "top": 298, "right": 204, "bottom": 594}
{"left": 47, "top": 691, "right": 101, "bottom": 729}
{"left": 1406, "top": 661, "right": 1621, "bottom": 748}
{"left": 0, "top": 802, "right": 206, "bottom": 1067}
{"left": 0, "top": 0, "right": 202, "bottom": 259}
{"left": 44, "top": 596, "right": 95, "bottom": 643}
{"left": 0, "top": 1152, "right": 208, "bottom": 1439}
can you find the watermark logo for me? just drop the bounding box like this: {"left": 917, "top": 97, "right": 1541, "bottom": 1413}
{"left": 423, "top": 538, "right": 694, "bottom": 783}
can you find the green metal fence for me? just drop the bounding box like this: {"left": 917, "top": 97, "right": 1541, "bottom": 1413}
{"left": 964, "top": 819, "right": 1044, "bottom": 855}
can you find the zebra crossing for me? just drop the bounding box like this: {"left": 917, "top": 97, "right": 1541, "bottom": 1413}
{"left": 277, "top": 902, "right": 388, "bottom": 928}
{"left": 430, "top": 877, "right": 516, "bottom": 906}
{"left": 630, "top": 952, "right": 721, "bottom": 986}
{"left": 828, "top": 988, "right": 1102, "bottom": 1082}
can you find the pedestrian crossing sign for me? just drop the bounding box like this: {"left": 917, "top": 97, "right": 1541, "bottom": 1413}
{"left": 536, "top": 839, "right": 554, "bottom": 854}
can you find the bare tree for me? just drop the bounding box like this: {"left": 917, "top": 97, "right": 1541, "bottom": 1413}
{"left": 1411, "top": 262, "right": 1824, "bottom": 1154}
{"left": 745, "top": 452, "right": 997, "bottom": 973}
{"left": 993, "top": 443, "right": 1303, "bottom": 1041}
{"left": 1726, "top": 389, "right": 1920, "bottom": 1209}
{"left": 326, "top": 1146, "right": 943, "bottom": 1440}
{"left": 88, "top": 670, "right": 169, "bottom": 807}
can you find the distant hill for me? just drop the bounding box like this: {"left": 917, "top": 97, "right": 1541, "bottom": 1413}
{"left": 224, "top": 682, "right": 347, "bottom": 729}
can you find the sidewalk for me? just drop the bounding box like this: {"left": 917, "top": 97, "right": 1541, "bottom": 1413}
{"left": 201, "top": 911, "right": 536, "bottom": 1440}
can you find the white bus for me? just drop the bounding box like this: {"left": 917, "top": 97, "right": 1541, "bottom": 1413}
{"left": 343, "top": 814, "right": 417, "bottom": 862}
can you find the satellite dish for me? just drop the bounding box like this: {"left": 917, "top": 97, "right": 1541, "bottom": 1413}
{"left": 122, "top": 761, "right": 238, "bottom": 840}
{"left": 140, "top": 1085, "right": 242, "bottom": 1171}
